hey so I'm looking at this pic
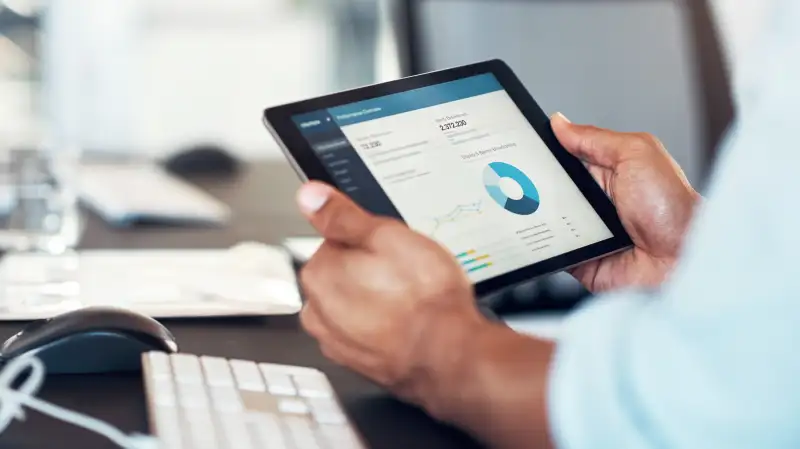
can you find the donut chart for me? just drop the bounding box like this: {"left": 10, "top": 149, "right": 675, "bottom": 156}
{"left": 483, "top": 162, "right": 540, "bottom": 215}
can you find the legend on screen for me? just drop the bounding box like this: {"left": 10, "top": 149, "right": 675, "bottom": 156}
{"left": 455, "top": 249, "right": 493, "bottom": 273}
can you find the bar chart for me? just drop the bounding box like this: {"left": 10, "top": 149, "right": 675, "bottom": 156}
{"left": 455, "top": 249, "right": 493, "bottom": 274}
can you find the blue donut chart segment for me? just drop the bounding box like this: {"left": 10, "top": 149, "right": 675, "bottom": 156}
{"left": 482, "top": 162, "right": 540, "bottom": 215}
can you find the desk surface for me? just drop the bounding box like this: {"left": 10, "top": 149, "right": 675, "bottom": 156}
{"left": 0, "top": 162, "right": 482, "bottom": 449}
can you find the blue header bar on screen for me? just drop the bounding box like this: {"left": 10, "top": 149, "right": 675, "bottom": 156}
{"left": 320, "top": 73, "right": 503, "bottom": 127}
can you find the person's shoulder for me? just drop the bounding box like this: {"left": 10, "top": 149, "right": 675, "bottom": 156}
{"left": 736, "top": 1, "right": 800, "bottom": 114}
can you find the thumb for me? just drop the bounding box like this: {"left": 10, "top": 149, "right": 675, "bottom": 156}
{"left": 296, "top": 181, "right": 381, "bottom": 247}
{"left": 551, "top": 112, "right": 637, "bottom": 169}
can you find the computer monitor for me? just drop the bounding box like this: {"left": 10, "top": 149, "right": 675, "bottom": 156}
{"left": 397, "top": 0, "right": 733, "bottom": 189}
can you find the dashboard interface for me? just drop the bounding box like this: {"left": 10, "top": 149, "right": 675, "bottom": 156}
{"left": 292, "top": 74, "right": 613, "bottom": 283}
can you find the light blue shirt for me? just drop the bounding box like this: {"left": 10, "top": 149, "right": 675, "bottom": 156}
{"left": 548, "top": 2, "right": 800, "bottom": 448}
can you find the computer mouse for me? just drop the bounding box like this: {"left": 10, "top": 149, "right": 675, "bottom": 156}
{"left": 0, "top": 306, "right": 178, "bottom": 375}
{"left": 164, "top": 144, "right": 240, "bottom": 176}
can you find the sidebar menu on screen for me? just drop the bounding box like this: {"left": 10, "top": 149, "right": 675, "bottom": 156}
{"left": 292, "top": 110, "right": 402, "bottom": 219}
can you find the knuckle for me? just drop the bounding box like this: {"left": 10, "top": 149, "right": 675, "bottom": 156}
{"left": 298, "top": 263, "right": 317, "bottom": 291}
{"left": 299, "top": 305, "right": 323, "bottom": 338}
{"left": 632, "top": 132, "right": 662, "bottom": 151}
{"left": 319, "top": 344, "right": 341, "bottom": 363}
{"left": 369, "top": 218, "right": 404, "bottom": 246}
{"left": 417, "top": 254, "right": 465, "bottom": 295}
{"left": 298, "top": 243, "right": 335, "bottom": 289}
{"left": 298, "top": 262, "right": 329, "bottom": 301}
{"left": 298, "top": 305, "right": 313, "bottom": 331}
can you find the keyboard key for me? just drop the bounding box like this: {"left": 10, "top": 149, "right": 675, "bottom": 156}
{"left": 146, "top": 352, "right": 172, "bottom": 380}
{"left": 218, "top": 413, "right": 254, "bottom": 449}
{"left": 249, "top": 413, "right": 290, "bottom": 449}
{"left": 278, "top": 398, "right": 310, "bottom": 415}
{"left": 308, "top": 397, "right": 346, "bottom": 425}
{"left": 208, "top": 386, "right": 242, "bottom": 413}
{"left": 259, "top": 365, "right": 297, "bottom": 396}
{"left": 151, "top": 379, "right": 177, "bottom": 407}
{"left": 292, "top": 372, "right": 332, "bottom": 398}
{"left": 153, "top": 406, "right": 183, "bottom": 448}
{"left": 184, "top": 410, "right": 218, "bottom": 449}
{"left": 177, "top": 382, "right": 209, "bottom": 408}
{"left": 318, "top": 424, "right": 363, "bottom": 448}
{"left": 201, "top": 356, "right": 235, "bottom": 387}
{"left": 239, "top": 390, "right": 280, "bottom": 416}
{"left": 284, "top": 416, "right": 324, "bottom": 449}
{"left": 229, "top": 360, "right": 266, "bottom": 391}
{"left": 171, "top": 354, "right": 204, "bottom": 384}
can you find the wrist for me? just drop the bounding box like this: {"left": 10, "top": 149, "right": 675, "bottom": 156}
{"left": 402, "top": 307, "right": 488, "bottom": 413}
{"left": 412, "top": 314, "right": 556, "bottom": 449}
{"left": 411, "top": 312, "right": 494, "bottom": 418}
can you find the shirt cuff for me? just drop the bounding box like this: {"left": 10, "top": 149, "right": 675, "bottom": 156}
{"left": 547, "top": 291, "right": 652, "bottom": 449}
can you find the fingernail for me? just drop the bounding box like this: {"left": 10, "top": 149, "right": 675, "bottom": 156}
{"left": 553, "top": 112, "right": 571, "bottom": 123}
{"left": 297, "top": 183, "right": 331, "bottom": 214}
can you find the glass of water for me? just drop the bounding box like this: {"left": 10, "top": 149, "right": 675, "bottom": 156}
{"left": 2, "top": 144, "right": 82, "bottom": 253}
{"left": 0, "top": 133, "right": 85, "bottom": 314}
{"left": 0, "top": 0, "right": 90, "bottom": 315}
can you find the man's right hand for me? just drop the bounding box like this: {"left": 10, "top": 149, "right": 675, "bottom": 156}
{"left": 551, "top": 113, "right": 702, "bottom": 292}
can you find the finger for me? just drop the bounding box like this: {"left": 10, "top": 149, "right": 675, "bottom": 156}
{"left": 299, "top": 244, "right": 375, "bottom": 345}
{"left": 300, "top": 276, "right": 386, "bottom": 380}
{"left": 551, "top": 112, "right": 649, "bottom": 169}
{"left": 299, "top": 302, "right": 329, "bottom": 341}
{"left": 296, "top": 181, "right": 384, "bottom": 248}
{"left": 301, "top": 305, "right": 365, "bottom": 369}
{"left": 584, "top": 162, "right": 609, "bottom": 191}
{"left": 568, "top": 263, "right": 597, "bottom": 291}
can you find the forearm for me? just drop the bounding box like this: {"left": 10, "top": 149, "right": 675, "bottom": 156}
{"left": 416, "top": 320, "right": 557, "bottom": 449}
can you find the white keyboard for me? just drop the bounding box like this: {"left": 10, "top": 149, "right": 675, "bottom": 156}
{"left": 142, "top": 352, "right": 366, "bottom": 449}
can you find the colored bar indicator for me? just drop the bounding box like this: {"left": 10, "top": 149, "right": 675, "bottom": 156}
{"left": 455, "top": 250, "right": 477, "bottom": 259}
{"left": 455, "top": 250, "right": 492, "bottom": 273}
{"left": 467, "top": 263, "right": 492, "bottom": 273}
{"left": 461, "top": 254, "right": 490, "bottom": 265}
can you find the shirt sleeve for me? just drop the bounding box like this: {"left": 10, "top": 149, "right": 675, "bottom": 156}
{"left": 547, "top": 3, "right": 800, "bottom": 447}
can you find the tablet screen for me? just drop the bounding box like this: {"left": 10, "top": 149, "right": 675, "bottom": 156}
{"left": 291, "top": 73, "right": 613, "bottom": 282}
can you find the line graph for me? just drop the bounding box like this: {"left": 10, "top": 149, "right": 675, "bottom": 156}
{"left": 428, "top": 201, "right": 484, "bottom": 236}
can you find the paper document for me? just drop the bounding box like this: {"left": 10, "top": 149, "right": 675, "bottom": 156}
{"left": 283, "top": 237, "right": 324, "bottom": 262}
{"left": 0, "top": 243, "right": 300, "bottom": 320}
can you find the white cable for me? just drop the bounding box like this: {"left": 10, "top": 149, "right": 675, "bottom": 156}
{"left": 0, "top": 355, "right": 160, "bottom": 449}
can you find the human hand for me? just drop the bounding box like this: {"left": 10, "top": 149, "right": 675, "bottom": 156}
{"left": 294, "top": 182, "right": 491, "bottom": 408}
{"left": 551, "top": 113, "right": 701, "bottom": 292}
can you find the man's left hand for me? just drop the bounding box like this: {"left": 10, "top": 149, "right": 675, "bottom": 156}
{"left": 294, "top": 181, "right": 488, "bottom": 406}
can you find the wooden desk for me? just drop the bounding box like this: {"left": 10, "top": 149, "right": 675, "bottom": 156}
{"left": 0, "top": 162, "right": 482, "bottom": 449}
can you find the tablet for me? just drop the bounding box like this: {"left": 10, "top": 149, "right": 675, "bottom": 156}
{"left": 263, "top": 59, "right": 632, "bottom": 297}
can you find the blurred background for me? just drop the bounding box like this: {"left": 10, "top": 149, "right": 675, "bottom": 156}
{"left": 0, "top": 0, "right": 399, "bottom": 158}
{"left": 0, "top": 0, "right": 740, "bottom": 312}
{"left": 0, "top": 0, "right": 737, "bottom": 166}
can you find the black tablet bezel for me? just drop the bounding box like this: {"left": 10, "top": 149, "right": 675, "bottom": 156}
{"left": 264, "top": 59, "right": 632, "bottom": 297}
